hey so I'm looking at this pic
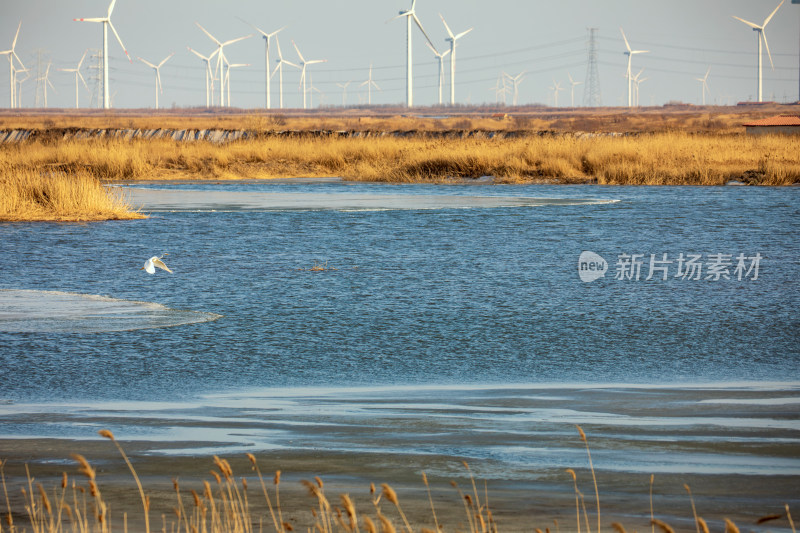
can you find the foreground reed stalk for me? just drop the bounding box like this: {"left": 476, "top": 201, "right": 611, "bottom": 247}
{"left": 577, "top": 425, "right": 601, "bottom": 533}
{"left": 99, "top": 430, "right": 150, "bottom": 533}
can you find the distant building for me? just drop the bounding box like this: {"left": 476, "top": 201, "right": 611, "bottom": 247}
{"left": 742, "top": 115, "right": 800, "bottom": 135}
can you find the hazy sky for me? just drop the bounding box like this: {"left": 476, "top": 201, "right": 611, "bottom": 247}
{"left": 2, "top": 0, "right": 798, "bottom": 110}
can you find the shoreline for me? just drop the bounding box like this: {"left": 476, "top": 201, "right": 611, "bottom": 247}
{"left": 2, "top": 383, "right": 798, "bottom": 531}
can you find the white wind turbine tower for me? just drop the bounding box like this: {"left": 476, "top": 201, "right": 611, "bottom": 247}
{"left": 187, "top": 46, "right": 218, "bottom": 107}
{"left": 392, "top": 0, "right": 436, "bottom": 107}
{"left": 225, "top": 62, "right": 249, "bottom": 108}
{"left": 138, "top": 53, "right": 173, "bottom": 110}
{"left": 241, "top": 19, "right": 284, "bottom": 109}
{"left": 732, "top": 0, "right": 784, "bottom": 103}
{"left": 336, "top": 81, "right": 351, "bottom": 106}
{"left": 74, "top": 0, "right": 131, "bottom": 110}
{"left": 633, "top": 71, "right": 648, "bottom": 107}
{"left": 272, "top": 36, "right": 299, "bottom": 109}
{"left": 425, "top": 42, "right": 450, "bottom": 106}
{"left": 550, "top": 80, "right": 564, "bottom": 107}
{"left": 695, "top": 67, "right": 711, "bottom": 105}
{"left": 292, "top": 40, "right": 326, "bottom": 110}
{"left": 620, "top": 27, "right": 648, "bottom": 107}
{"left": 1, "top": 22, "right": 24, "bottom": 108}
{"left": 568, "top": 73, "right": 583, "bottom": 107}
{"left": 360, "top": 63, "right": 381, "bottom": 105}
{"left": 503, "top": 71, "right": 525, "bottom": 105}
{"left": 196, "top": 22, "right": 251, "bottom": 107}
{"left": 58, "top": 50, "right": 89, "bottom": 109}
{"left": 440, "top": 14, "right": 472, "bottom": 106}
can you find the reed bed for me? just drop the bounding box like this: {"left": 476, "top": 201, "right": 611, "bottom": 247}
{"left": 1, "top": 132, "right": 798, "bottom": 186}
{"left": 0, "top": 169, "right": 144, "bottom": 222}
{"left": 2, "top": 427, "right": 795, "bottom": 533}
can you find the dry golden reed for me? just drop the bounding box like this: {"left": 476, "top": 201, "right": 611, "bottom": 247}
{"left": 2, "top": 130, "right": 798, "bottom": 188}
{"left": 0, "top": 168, "right": 144, "bottom": 222}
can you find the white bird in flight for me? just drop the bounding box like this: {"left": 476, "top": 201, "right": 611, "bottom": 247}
{"left": 141, "top": 254, "right": 172, "bottom": 274}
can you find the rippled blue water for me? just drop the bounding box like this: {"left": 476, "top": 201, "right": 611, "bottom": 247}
{"left": 0, "top": 182, "right": 798, "bottom": 402}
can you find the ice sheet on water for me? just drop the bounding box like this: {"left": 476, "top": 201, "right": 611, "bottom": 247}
{"left": 0, "top": 289, "right": 221, "bottom": 333}
{"left": 124, "top": 188, "right": 619, "bottom": 212}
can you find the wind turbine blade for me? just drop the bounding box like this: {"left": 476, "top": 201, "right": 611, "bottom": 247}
{"left": 12, "top": 51, "right": 25, "bottom": 71}
{"left": 388, "top": 11, "right": 410, "bottom": 23}
{"left": 439, "top": 14, "right": 455, "bottom": 38}
{"left": 413, "top": 14, "right": 435, "bottom": 49}
{"left": 271, "top": 62, "right": 281, "bottom": 77}
{"left": 196, "top": 22, "right": 222, "bottom": 46}
{"left": 237, "top": 17, "right": 268, "bottom": 38}
{"left": 306, "top": 59, "right": 326, "bottom": 65}
{"left": 620, "top": 27, "right": 631, "bottom": 52}
{"left": 455, "top": 28, "right": 473, "bottom": 40}
{"left": 425, "top": 41, "right": 438, "bottom": 56}
{"left": 762, "top": 30, "right": 774, "bottom": 69}
{"left": 107, "top": 0, "right": 117, "bottom": 18}
{"left": 74, "top": 18, "right": 106, "bottom": 23}
{"left": 158, "top": 52, "right": 175, "bottom": 68}
{"left": 188, "top": 46, "right": 205, "bottom": 60}
{"left": 78, "top": 71, "right": 89, "bottom": 90}
{"left": 372, "top": 81, "right": 381, "bottom": 91}
{"left": 704, "top": 66, "right": 710, "bottom": 81}
{"left": 222, "top": 34, "right": 252, "bottom": 47}
{"left": 139, "top": 57, "right": 157, "bottom": 68}
{"left": 11, "top": 21, "right": 21, "bottom": 50}
{"left": 283, "top": 60, "right": 299, "bottom": 69}
{"left": 157, "top": 70, "right": 163, "bottom": 93}
{"left": 77, "top": 49, "right": 87, "bottom": 69}
{"left": 292, "top": 40, "right": 305, "bottom": 63}
{"left": 763, "top": 0, "right": 785, "bottom": 27}
{"left": 731, "top": 16, "right": 761, "bottom": 30}
{"left": 268, "top": 26, "right": 286, "bottom": 38}
{"left": 108, "top": 21, "right": 131, "bottom": 62}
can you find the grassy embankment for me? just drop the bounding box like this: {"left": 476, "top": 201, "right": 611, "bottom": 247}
{"left": 2, "top": 131, "right": 798, "bottom": 185}
{"left": 4, "top": 427, "right": 793, "bottom": 533}
{"left": 0, "top": 169, "right": 143, "bottom": 222}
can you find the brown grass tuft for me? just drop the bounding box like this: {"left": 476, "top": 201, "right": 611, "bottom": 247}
{"left": 724, "top": 518, "right": 740, "bottom": 533}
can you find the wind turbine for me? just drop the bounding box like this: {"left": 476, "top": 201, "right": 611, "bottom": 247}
{"left": 336, "top": 80, "right": 351, "bottom": 106}
{"left": 138, "top": 53, "right": 173, "bottom": 110}
{"left": 224, "top": 62, "right": 249, "bottom": 108}
{"left": 391, "top": 0, "right": 436, "bottom": 107}
{"left": 620, "top": 27, "right": 648, "bottom": 107}
{"left": 695, "top": 67, "right": 711, "bottom": 105}
{"left": 272, "top": 36, "right": 298, "bottom": 109}
{"left": 360, "top": 63, "right": 381, "bottom": 105}
{"left": 425, "top": 42, "right": 450, "bottom": 105}
{"left": 187, "top": 46, "right": 218, "bottom": 107}
{"left": 568, "top": 73, "right": 583, "bottom": 107}
{"left": 74, "top": 0, "right": 131, "bottom": 110}
{"left": 308, "top": 74, "right": 324, "bottom": 108}
{"left": 440, "top": 14, "right": 472, "bottom": 106}
{"left": 196, "top": 22, "right": 251, "bottom": 107}
{"left": 503, "top": 71, "right": 525, "bottom": 105}
{"left": 38, "top": 62, "right": 56, "bottom": 108}
{"left": 15, "top": 68, "right": 30, "bottom": 108}
{"left": 58, "top": 50, "right": 89, "bottom": 109}
{"left": 240, "top": 19, "right": 284, "bottom": 109}
{"left": 732, "top": 0, "right": 784, "bottom": 102}
{"left": 550, "top": 80, "right": 564, "bottom": 107}
{"left": 1, "top": 22, "right": 24, "bottom": 108}
{"left": 292, "top": 40, "right": 326, "bottom": 110}
{"left": 631, "top": 69, "right": 647, "bottom": 106}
